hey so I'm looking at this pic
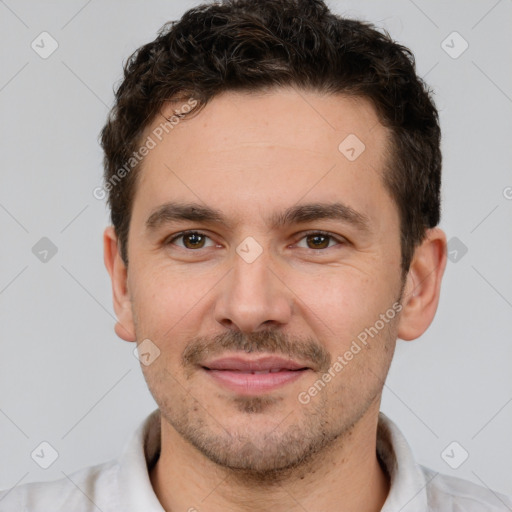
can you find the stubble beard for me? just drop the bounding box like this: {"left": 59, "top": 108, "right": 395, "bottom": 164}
{"left": 158, "top": 381, "right": 366, "bottom": 485}
{"left": 150, "top": 360, "right": 384, "bottom": 486}
{"left": 140, "top": 300, "right": 401, "bottom": 484}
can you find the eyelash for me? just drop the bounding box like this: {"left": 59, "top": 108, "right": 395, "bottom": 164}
{"left": 165, "top": 230, "right": 346, "bottom": 251}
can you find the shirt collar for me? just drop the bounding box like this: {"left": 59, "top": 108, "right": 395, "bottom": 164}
{"left": 117, "top": 408, "right": 164, "bottom": 511}
{"left": 116, "top": 408, "right": 430, "bottom": 511}
{"left": 377, "top": 411, "right": 430, "bottom": 511}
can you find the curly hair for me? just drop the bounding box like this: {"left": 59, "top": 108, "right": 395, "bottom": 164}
{"left": 100, "top": 0, "right": 441, "bottom": 272}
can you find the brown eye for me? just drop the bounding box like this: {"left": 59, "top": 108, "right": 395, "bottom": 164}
{"left": 182, "top": 232, "right": 205, "bottom": 249}
{"left": 295, "top": 231, "right": 344, "bottom": 250}
{"left": 306, "top": 233, "right": 331, "bottom": 249}
{"left": 168, "top": 231, "right": 214, "bottom": 250}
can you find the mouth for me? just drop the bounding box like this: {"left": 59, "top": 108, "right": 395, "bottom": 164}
{"left": 201, "top": 356, "right": 311, "bottom": 394}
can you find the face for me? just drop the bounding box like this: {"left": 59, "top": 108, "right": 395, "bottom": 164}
{"left": 120, "top": 89, "right": 406, "bottom": 474}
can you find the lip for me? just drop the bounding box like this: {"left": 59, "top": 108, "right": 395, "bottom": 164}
{"left": 201, "top": 356, "right": 310, "bottom": 395}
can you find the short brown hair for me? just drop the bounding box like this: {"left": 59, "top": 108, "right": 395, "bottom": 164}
{"left": 100, "top": 0, "right": 441, "bottom": 271}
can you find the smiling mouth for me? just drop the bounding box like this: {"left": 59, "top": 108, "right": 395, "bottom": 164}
{"left": 203, "top": 368, "right": 305, "bottom": 374}
{"left": 201, "top": 355, "right": 311, "bottom": 394}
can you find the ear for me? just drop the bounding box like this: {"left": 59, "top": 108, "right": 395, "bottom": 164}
{"left": 103, "top": 226, "right": 136, "bottom": 342}
{"left": 397, "top": 228, "right": 447, "bottom": 341}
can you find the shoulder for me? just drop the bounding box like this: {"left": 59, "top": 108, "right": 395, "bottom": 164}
{"left": 421, "top": 465, "right": 512, "bottom": 511}
{"left": 0, "top": 459, "right": 119, "bottom": 512}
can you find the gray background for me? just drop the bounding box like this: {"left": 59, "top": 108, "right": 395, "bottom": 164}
{"left": 1, "top": 0, "right": 511, "bottom": 499}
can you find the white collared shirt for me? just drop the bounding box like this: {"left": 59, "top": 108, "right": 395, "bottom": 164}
{"left": 1, "top": 409, "right": 510, "bottom": 511}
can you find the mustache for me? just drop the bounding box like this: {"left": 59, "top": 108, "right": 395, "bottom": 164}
{"left": 182, "top": 330, "right": 331, "bottom": 373}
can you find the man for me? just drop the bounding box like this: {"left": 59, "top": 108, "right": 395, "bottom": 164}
{"left": 1, "top": 0, "right": 510, "bottom": 510}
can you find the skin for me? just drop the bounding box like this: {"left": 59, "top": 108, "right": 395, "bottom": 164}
{"left": 104, "top": 88, "right": 447, "bottom": 512}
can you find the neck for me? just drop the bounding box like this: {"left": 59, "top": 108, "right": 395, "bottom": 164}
{"left": 150, "top": 405, "right": 390, "bottom": 512}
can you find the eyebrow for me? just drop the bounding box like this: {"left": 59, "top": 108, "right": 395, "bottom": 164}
{"left": 145, "top": 201, "right": 371, "bottom": 233}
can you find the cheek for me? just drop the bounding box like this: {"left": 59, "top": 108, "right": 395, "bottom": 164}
{"left": 288, "top": 269, "right": 392, "bottom": 345}
{"left": 129, "top": 263, "right": 196, "bottom": 340}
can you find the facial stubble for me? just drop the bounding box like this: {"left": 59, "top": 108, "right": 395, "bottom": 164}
{"left": 140, "top": 321, "right": 399, "bottom": 484}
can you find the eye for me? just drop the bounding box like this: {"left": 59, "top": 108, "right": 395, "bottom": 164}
{"left": 166, "top": 231, "right": 216, "bottom": 250}
{"left": 165, "top": 230, "right": 345, "bottom": 251}
{"left": 295, "top": 231, "right": 346, "bottom": 250}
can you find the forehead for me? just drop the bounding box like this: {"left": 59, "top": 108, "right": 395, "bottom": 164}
{"left": 147, "top": 88, "right": 387, "bottom": 166}
{"left": 132, "top": 88, "right": 395, "bottom": 232}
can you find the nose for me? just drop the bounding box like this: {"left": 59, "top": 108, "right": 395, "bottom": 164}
{"left": 214, "top": 246, "right": 293, "bottom": 333}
